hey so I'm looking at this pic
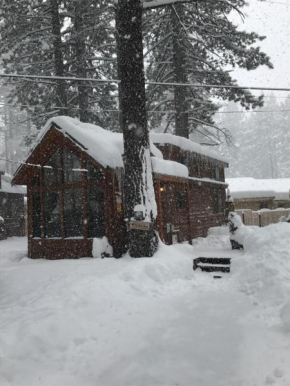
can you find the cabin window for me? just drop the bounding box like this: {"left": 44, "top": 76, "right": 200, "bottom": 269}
{"left": 87, "top": 185, "right": 105, "bottom": 238}
{"left": 43, "top": 151, "right": 60, "bottom": 186}
{"left": 214, "top": 192, "right": 223, "bottom": 214}
{"left": 197, "top": 164, "right": 201, "bottom": 178}
{"left": 63, "top": 146, "right": 82, "bottom": 183}
{"left": 32, "top": 174, "right": 40, "bottom": 187}
{"left": 43, "top": 191, "right": 62, "bottom": 238}
{"left": 176, "top": 191, "right": 186, "bottom": 210}
{"left": 215, "top": 165, "right": 220, "bottom": 181}
{"left": 29, "top": 145, "right": 106, "bottom": 241}
{"left": 86, "top": 163, "right": 104, "bottom": 181}
{"left": 64, "top": 188, "right": 83, "bottom": 237}
{"left": 177, "top": 152, "right": 187, "bottom": 166}
{"left": 32, "top": 192, "right": 41, "bottom": 238}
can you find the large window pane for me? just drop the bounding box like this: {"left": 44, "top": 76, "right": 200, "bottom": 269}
{"left": 87, "top": 185, "right": 104, "bottom": 238}
{"left": 86, "top": 163, "right": 104, "bottom": 181}
{"left": 32, "top": 193, "right": 41, "bottom": 238}
{"left": 64, "top": 188, "right": 83, "bottom": 237}
{"left": 43, "top": 151, "right": 60, "bottom": 186}
{"left": 44, "top": 191, "right": 61, "bottom": 238}
{"left": 63, "top": 147, "right": 82, "bottom": 183}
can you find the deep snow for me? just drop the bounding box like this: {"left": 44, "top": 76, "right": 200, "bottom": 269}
{"left": 0, "top": 224, "right": 290, "bottom": 386}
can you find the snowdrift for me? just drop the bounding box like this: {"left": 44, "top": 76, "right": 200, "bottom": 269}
{"left": 230, "top": 222, "right": 290, "bottom": 331}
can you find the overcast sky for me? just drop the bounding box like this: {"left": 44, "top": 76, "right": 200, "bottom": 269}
{"left": 232, "top": 0, "right": 290, "bottom": 96}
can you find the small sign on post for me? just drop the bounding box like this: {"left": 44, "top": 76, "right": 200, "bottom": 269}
{"left": 129, "top": 221, "right": 152, "bottom": 231}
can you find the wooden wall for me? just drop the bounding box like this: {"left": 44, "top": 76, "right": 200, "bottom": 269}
{"left": 188, "top": 180, "right": 226, "bottom": 238}
{"left": 233, "top": 197, "right": 275, "bottom": 211}
{"left": 154, "top": 175, "right": 227, "bottom": 244}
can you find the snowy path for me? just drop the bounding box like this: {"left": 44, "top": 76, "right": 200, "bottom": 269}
{"left": 0, "top": 236, "right": 289, "bottom": 386}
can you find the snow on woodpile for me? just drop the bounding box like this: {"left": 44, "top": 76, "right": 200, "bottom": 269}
{"left": 226, "top": 177, "right": 290, "bottom": 200}
{"left": 151, "top": 133, "right": 228, "bottom": 164}
{"left": 151, "top": 157, "right": 189, "bottom": 178}
{"left": 0, "top": 173, "right": 26, "bottom": 194}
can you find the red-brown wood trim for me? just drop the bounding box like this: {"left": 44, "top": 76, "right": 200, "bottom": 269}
{"left": 103, "top": 168, "right": 110, "bottom": 242}
{"left": 27, "top": 186, "right": 32, "bottom": 257}
{"left": 186, "top": 182, "right": 192, "bottom": 245}
{"left": 39, "top": 167, "right": 45, "bottom": 238}
{"left": 59, "top": 146, "right": 65, "bottom": 239}
{"left": 81, "top": 158, "right": 88, "bottom": 239}
{"left": 156, "top": 180, "right": 164, "bottom": 241}
{"left": 153, "top": 173, "right": 187, "bottom": 184}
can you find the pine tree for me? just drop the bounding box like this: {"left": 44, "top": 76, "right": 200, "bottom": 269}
{"left": 217, "top": 96, "right": 290, "bottom": 179}
{"left": 116, "top": 0, "right": 158, "bottom": 257}
{"left": 143, "top": 1, "right": 273, "bottom": 141}
{"left": 0, "top": 0, "right": 118, "bottom": 130}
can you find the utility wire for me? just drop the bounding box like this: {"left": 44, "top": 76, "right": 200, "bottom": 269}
{"left": 256, "top": 0, "right": 290, "bottom": 5}
{"left": 0, "top": 102, "right": 289, "bottom": 115}
{"left": 1, "top": 73, "right": 290, "bottom": 92}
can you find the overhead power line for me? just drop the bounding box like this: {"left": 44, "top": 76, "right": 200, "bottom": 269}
{"left": 256, "top": 0, "right": 290, "bottom": 5}
{"left": 0, "top": 101, "right": 289, "bottom": 115}
{"left": 0, "top": 102, "right": 289, "bottom": 115}
{"left": 1, "top": 73, "right": 290, "bottom": 92}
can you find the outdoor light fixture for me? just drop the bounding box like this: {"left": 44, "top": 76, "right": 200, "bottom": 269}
{"left": 160, "top": 186, "right": 165, "bottom": 192}
{"left": 134, "top": 210, "right": 144, "bottom": 221}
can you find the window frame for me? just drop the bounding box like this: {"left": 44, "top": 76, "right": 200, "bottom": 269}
{"left": 213, "top": 191, "right": 224, "bottom": 214}
{"left": 176, "top": 190, "right": 187, "bottom": 210}
{"left": 29, "top": 144, "right": 106, "bottom": 240}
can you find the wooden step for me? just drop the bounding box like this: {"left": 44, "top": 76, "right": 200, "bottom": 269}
{"left": 193, "top": 256, "right": 232, "bottom": 274}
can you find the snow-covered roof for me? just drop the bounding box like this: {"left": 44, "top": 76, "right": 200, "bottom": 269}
{"left": 151, "top": 157, "right": 189, "bottom": 178}
{"left": 0, "top": 173, "right": 26, "bottom": 194}
{"left": 226, "top": 178, "right": 290, "bottom": 201}
{"left": 151, "top": 133, "right": 228, "bottom": 164}
{"left": 29, "top": 116, "right": 226, "bottom": 176}
{"left": 38, "top": 116, "right": 163, "bottom": 169}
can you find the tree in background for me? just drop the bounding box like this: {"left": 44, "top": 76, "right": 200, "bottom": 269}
{"left": 0, "top": 0, "right": 118, "bottom": 130}
{"left": 217, "top": 96, "right": 290, "bottom": 178}
{"left": 144, "top": 1, "right": 273, "bottom": 142}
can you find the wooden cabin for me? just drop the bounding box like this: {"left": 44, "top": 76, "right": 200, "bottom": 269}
{"left": 226, "top": 177, "right": 290, "bottom": 211}
{"left": 0, "top": 171, "right": 26, "bottom": 240}
{"left": 12, "top": 116, "right": 228, "bottom": 259}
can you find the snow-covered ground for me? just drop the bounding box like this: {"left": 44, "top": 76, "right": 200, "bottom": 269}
{"left": 1, "top": 224, "right": 290, "bottom": 386}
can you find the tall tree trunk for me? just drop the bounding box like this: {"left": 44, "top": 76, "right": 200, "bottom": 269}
{"left": 51, "top": 0, "right": 68, "bottom": 114}
{"left": 115, "top": 0, "right": 158, "bottom": 257}
{"left": 74, "top": 1, "right": 91, "bottom": 123}
{"left": 171, "top": 4, "right": 189, "bottom": 138}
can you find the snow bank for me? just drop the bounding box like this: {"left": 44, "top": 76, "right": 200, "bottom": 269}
{"left": 92, "top": 237, "right": 113, "bottom": 258}
{"left": 151, "top": 157, "right": 189, "bottom": 178}
{"left": 231, "top": 223, "right": 290, "bottom": 329}
{"left": 0, "top": 239, "right": 197, "bottom": 386}
{"left": 207, "top": 226, "right": 229, "bottom": 236}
